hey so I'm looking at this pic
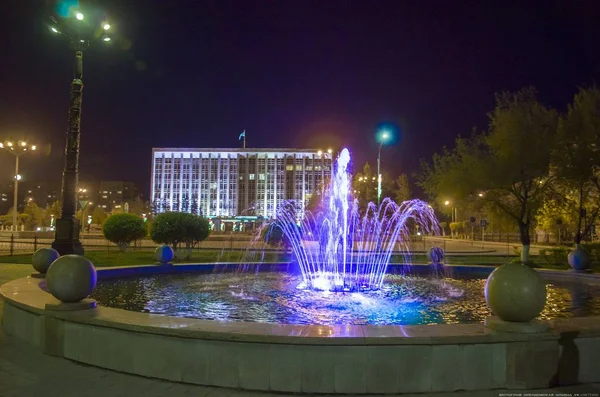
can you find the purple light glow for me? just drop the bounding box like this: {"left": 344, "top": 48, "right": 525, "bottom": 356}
{"left": 277, "top": 148, "right": 439, "bottom": 292}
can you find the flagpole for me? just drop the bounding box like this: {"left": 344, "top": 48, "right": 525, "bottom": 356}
{"left": 243, "top": 130, "right": 246, "bottom": 149}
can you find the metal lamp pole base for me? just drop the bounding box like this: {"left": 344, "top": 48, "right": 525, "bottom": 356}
{"left": 51, "top": 50, "right": 85, "bottom": 256}
{"left": 52, "top": 218, "right": 84, "bottom": 255}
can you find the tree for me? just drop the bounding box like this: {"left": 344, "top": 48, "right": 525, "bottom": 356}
{"left": 305, "top": 192, "right": 323, "bottom": 215}
{"left": 394, "top": 174, "right": 412, "bottom": 204}
{"left": 353, "top": 163, "right": 377, "bottom": 210}
{"left": 4, "top": 207, "right": 26, "bottom": 228}
{"left": 161, "top": 199, "right": 169, "bottom": 212}
{"left": 305, "top": 177, "right": 330, "bottom": 215}
{"left": 127, "top": 197, "right": 150, "bottom": 216}
{"left": 553, "top": 86, "right": 600, "bottom": 246}
{"left": 262, "top": 220, "right": 301, "bottom": 251}
{"left": 103, "top": 213, "right": 148, "bottom": 251}
{"left": 92, "top": 206, "right": 108, "bottom": 225}
{"left": 181, "top": 215, "right": 210, "bottom": 251}
{"left": 150, "top": 212, "right": 211, "bottom": 256}
{"left": 45, "top": 200, "right": 62, "bottom": 227}
{"left": 23, "top": 202, "right": 43, "bottom": 231}
{"left": 190, "top": 197, "right": 199, "bottom": 216}
{"left": 181, "top": 194, "right": 190, "bottom": 213}
{"left": 418, "top": 88, "right": 558, "bottom": 263}
{"left": 151, "top": 199, "right": 160, "bottom": 215}
{"left": 535, "top": 187, "right": 577, "bottom": 244}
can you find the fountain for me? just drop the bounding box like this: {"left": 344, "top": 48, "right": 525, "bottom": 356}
{"left": 274, "top": 148, "right": 439, "bottom": 292}
{"left": 3, "top": 151, "right": 600, "bottom": 394}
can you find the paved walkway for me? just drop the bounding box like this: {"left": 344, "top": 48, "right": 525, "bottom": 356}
{"left": 1, "top": 264, "right": 600, "bottom": 397}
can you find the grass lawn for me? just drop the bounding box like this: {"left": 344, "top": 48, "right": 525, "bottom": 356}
{"left": 1, "top": 249, "right": 597, "bottom": 272}
{"left": 0, "top": 250, "right": 290, "bottom": 267}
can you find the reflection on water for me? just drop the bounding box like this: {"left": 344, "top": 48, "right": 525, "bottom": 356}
{"left": 91, "top": 272, "right": 600, "bottom": 326}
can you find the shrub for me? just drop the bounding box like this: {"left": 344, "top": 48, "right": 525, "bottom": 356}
{"left": 549, "top": 247, "right": 569, "bottom": 265}
{"left": 150, "top": 212, "right": 211, "bottom": 259}
{"left": 263, "top": 221, "right": 301, "bottom": 250}
{"left": 439, "top": 222, "right": 448, "bottom": 236}
{"left": 538, "top": 247, "right": 569, "bottom": 268}
{"left": 582, "top": 242, "right": 600, "bottom": 262}
{"left": 103, "top": 213, "right": 147, "bottom": 252}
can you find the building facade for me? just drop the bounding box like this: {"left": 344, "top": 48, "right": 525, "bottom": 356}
{"left": 0, "top": 181, "right": 60, "bottom": 213}
{"left": 97, "top": 181, "right": 138, "bottom": 211}
{"left": 151, "top": 148, "right": 333, "bottom": 218}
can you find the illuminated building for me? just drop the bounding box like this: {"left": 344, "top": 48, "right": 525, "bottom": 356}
{"left": 151, "top": 148, "right": 333, "bottom": 218}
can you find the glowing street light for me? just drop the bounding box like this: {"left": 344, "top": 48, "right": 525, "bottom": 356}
{"left": 327, "top": 148, "right": 333, "bottom": 154}
{"left": 376, "top": 128, "right": 392, "bottom": 207}
{"left": 444, "top": 200, "right": 457, "bottom": 223}
{"left": 48, "top": 9, "right": 117, "bottom": 254}
{"left": 317, "top": 150, "right": 323, "bottom": 156}
{"left": 0, "top": 139, "right": 38, "bottom": 231}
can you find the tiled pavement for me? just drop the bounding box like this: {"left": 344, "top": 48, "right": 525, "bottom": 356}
{"left": 1, "top": 264, "right": 600, "bottom": 397}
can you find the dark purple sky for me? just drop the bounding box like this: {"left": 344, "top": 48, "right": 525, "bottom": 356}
{"left": 1, "top": 0, "right": 599, "bottom": 198}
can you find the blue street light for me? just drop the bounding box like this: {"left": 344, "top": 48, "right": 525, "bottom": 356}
{"left": 376, "top": 129, "right": 392, "bottom": 207}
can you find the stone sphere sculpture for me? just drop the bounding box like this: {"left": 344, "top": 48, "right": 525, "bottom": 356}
{"left": 46, "top": 255, "right": 97, "bottom": 303}
{"left": 427, "top": 246, "right": 445, "bottom": 264}
{"left": 568, "top": 246, "right": 590, "bottom": 272}
{"left": 155, "top": 245, "right": 174, "bottom": 264}
{"left": 484, "top": 263, "right": 546, "bottom": 322}
{"left": 32, "top": 248, "right": 60, "bottom": 274}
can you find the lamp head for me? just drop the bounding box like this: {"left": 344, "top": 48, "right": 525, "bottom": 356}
{"left": 376, "top": 127, "right": 393, "bottom": 145}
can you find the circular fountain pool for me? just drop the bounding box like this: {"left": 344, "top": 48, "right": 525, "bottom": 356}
{"left": 4, "top": 264, "right": 600, "bottom": 394}
{"left": 92, "top": 269, "right": 600, "bottom": 325}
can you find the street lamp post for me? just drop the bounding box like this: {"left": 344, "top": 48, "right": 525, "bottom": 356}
{"left": 48, "top": 11, "right": 112, "bottom": 255}
{"left": 0, "top": 141, "right": 37, "bottom": 231}
{"left": 377, "top": 131, "right": 390, "bottom": 207}
{"left": 444, "top": 200, "right": 457, "bottom": 223}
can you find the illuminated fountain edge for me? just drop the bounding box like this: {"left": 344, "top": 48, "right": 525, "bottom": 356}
{"left": 2, "top": 266, "right": 600, "bottom": 394}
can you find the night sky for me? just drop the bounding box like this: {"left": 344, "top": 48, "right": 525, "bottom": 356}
{"left": 1, "top": 0, "right": 600, "bottom": 198}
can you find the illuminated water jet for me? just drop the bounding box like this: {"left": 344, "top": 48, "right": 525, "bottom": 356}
{"left": 275, "top": 148, "right": 439, "bottom": 292}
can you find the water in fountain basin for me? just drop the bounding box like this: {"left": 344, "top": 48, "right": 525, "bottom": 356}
{"left": 275, "top": 148, "right": 439, "bottom": 292}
